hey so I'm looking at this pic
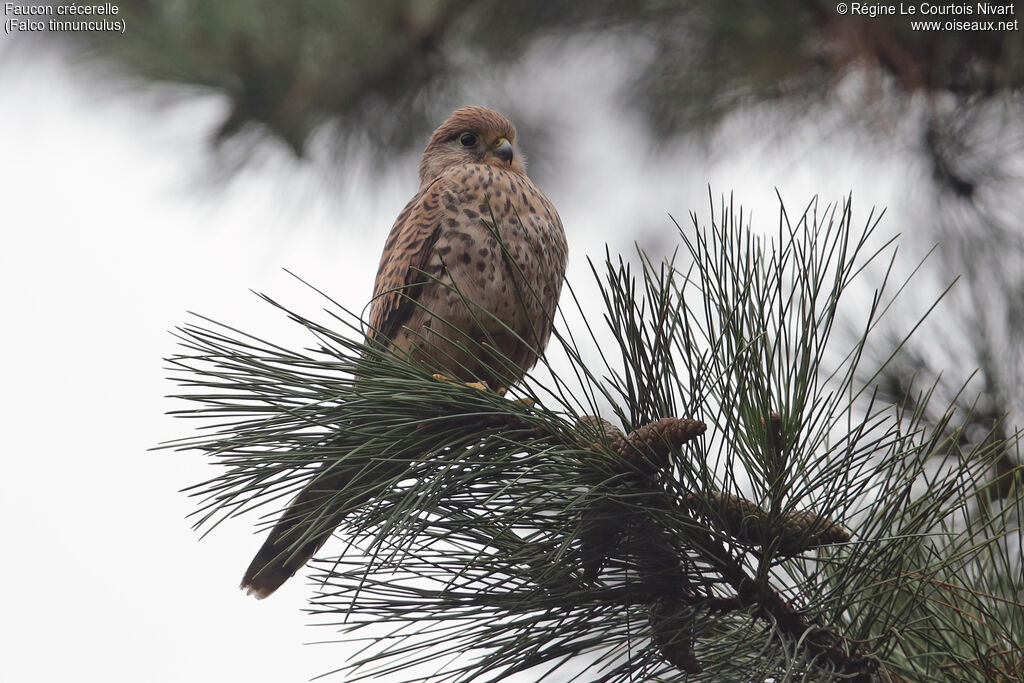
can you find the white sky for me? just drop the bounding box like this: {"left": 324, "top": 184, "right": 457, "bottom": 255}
{"left": 1, "top": 33, "right": 929, "bottom": 683}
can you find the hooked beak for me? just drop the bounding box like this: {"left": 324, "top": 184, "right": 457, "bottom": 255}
{"left": 492, "top": 137, "right": 514, "bottom": 164}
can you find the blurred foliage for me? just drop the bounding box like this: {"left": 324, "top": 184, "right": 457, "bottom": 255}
{"left": 83, "top": 0, "right": 651, "bottom": 155}
{"left": 67, "top": 0, "right": 1023, "bottom": 157}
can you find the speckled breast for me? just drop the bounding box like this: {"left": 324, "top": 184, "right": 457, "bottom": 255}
{"left": 400, "top": 164, "right": 567, "bottom": 388}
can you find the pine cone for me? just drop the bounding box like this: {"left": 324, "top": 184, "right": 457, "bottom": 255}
{"left": 573, "top": 417, "right": 630, "bottom": 579}
{"left": 576, "top": 416, "right": 630, "bottom": 456}
{"left": 576, "top": 416, "right": 706, "bottom": 473}
{"left": 775, "top": 508, "right": 851, "bottom": 554}
{"left": 696, "top": 492, "right": 850, "bottom": 555}
{"left": 578, "top": 496, "right": 628, "bottom": 581}
{"left": 625, "top": 418, "right": 706, "bottom": 471}
{"left": 649, "top": 597, "right": 702, "bottom": 674}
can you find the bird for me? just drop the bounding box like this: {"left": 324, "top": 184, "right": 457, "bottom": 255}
{"left": 240, "top": 106, "right": 568, "bottom": 598}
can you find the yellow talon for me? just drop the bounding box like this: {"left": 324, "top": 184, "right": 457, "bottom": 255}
{"left": 493, "top": 387, "right": 533, "bottom": 406}
{"left": 432, "top": 374, "right": 489, "bottom": 392}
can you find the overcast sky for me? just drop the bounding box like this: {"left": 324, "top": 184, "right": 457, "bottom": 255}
{"left": 0, "top": 34, "right": 933, "bottom": 683}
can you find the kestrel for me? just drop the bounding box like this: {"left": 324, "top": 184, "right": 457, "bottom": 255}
{"left": 241, "top": 106, "right": 568, "bottom": 598}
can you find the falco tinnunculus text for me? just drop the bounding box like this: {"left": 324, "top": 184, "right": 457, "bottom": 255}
{"left": 241, "top": 106, "right": 568, "bottom": 598}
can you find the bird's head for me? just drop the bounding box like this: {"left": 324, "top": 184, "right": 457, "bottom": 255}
{"left": 418, "top": 106, "right": 526, "bottom": 186}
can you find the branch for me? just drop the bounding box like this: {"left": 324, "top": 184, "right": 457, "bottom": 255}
{"left": 579, "top": 415, "right": 867, "bottom": 678}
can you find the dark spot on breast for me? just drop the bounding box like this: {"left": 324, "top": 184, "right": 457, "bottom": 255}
{"left": 437, "top": 245, "right": 452, "bottom": 256}
{"left": 463, "top": 209, "right": 479, "bottom": 219}
{"left": 478, "top": 248, "right": 489, "bottom": 257}
{"left": 476, "top": 261, "right": 486, "bottom": 272}
{"left": 460, "top": 253, "right": 472, "bottom": 264}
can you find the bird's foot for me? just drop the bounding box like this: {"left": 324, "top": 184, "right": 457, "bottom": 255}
{"left": 430, "top": 375, "right": 532, "bottom": 406}
{"left": 494, "top": 386, "right": 534, "bottom": 407}
{"left": 432, "top": 373, "right": 489, "bottom": 392}
{"left": 489, "top": 385, "right": 533, "bottom": 406}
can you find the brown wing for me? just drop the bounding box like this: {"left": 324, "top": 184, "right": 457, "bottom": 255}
{"left": 367, "top": 177, "right": 446, "bottom": 345}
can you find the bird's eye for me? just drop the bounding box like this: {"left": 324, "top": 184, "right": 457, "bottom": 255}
{"left": 458, "top": 132, "right": 478, "bottom": 147}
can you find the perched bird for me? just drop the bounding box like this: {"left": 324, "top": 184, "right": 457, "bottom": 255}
{"left": 240, "top": 106, "right": 568, "bottom": 598}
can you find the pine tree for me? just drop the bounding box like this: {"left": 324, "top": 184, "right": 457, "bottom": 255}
{"left": 164, "top": 196, "right": 1023, "bottom": 682}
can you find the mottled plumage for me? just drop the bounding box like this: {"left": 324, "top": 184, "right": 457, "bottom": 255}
{"left": 241, "top": 106, "right": 567, "bottom": 598}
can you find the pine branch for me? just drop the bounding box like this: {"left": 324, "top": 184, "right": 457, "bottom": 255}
{"left": 162, "top": 195, "right": 1024, "bottom": 682}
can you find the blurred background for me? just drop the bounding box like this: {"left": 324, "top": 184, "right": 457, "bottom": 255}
{"left": 2, "top": 2, "right": 1021, "bottom": 681}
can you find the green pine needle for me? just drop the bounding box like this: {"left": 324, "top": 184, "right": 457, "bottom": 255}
{"left": 161, "top": 194, "right": 1023, "bottom": 682}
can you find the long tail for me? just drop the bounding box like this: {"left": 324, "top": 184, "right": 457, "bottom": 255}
{"left": 240, "top": 469, "right": 349, "bottom": 599}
